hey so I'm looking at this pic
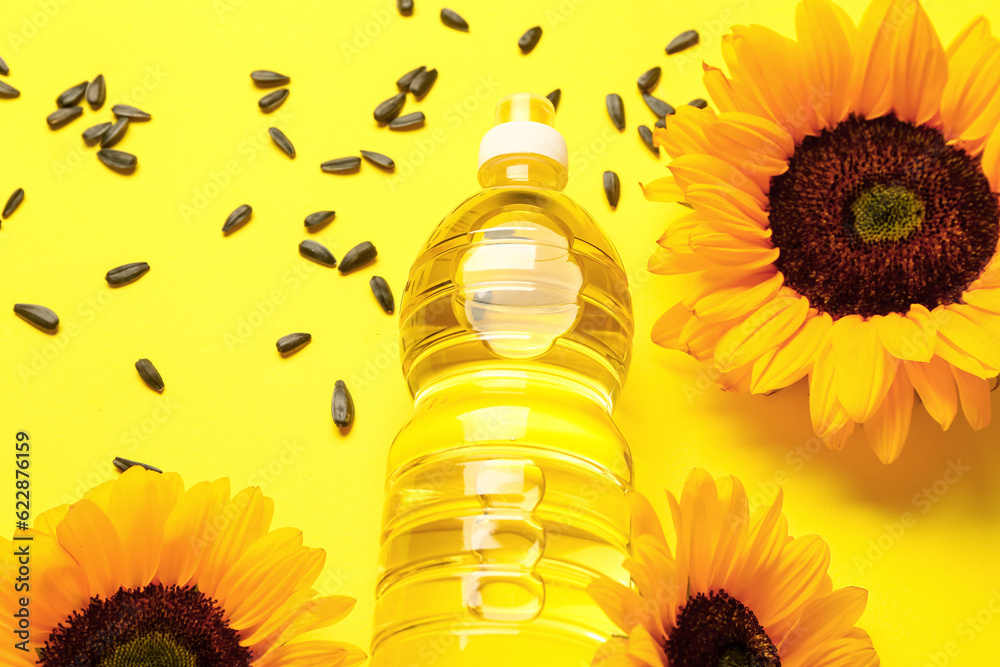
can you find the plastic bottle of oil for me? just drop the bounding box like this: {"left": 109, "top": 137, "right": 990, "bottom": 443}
{"left": 372, "top": 92, "right": 634, "bottom": 667}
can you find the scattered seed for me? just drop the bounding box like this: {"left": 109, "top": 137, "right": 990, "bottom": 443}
{"left": 14, "top": 303, "right": 59, "bottom": 332}
{"left": 409, "top": 68, "right": 438, "bottom": 99}
{"left": 223, "top": 204, "right": 252, "bottom": 234}
{"left": 638, "top": 125, "right": 658, "bottom": 156}
{"left": 86, "top": 74, "right": 105, "bottom": 110}
{"left": 258, "top": 88, "right": 289, "bottom": 113}
{"left": 112, "top": 104, "right": 151, "bottom": 120}
{"left": 135, "top": 358, "right": 165, "bottom": 393}
{"left": 519, "top": 26, "right": 542, "bottom": 53}
{"left": 688, "top": 98, "right": 708, "bottom": 109}
{"left": 0, "top": 55, "right": 8, "bottom": 76}
{"left": 251, "top": 70, "right": 290, "bottom": 86}
{"left": 113, "top": 456, "right": 162, "bottom": 474}
{"left": 643, "top": 93, "right": 674, "bottom": 118}
{"left": 56, "top": 81, "right": 88, "bottom": 107}
{"left": 603, "top": 170, "right": 620, "bottom": 209}
{"left": 47, "top": 106, "right": 83, "bottom": 129}
{"left": 441, "top": 8, "right": 469, "bottom": 31}
{"left": 666, "top": 29, "right": 699, "bottom": 54}
{"left": 655, "top": 116, "right": 666, "bottom": 129}
{"left": 268, "top": 127, "right": 295, "bottom": 158}
{"left": 369, "top": 276, "right": 395, "bottom": 314}
{"left": 299, "top": 239, "right": 337, "bottom": 267}
{"left": 83, "top": 121, "right": 112, "bottom": 145}
{"left": 3, "top": 188, "right": 24, "bottom": 219}
{"left": 397, "top": 0, "right": 414, "bottom": 16}
{"left": 320, "top": 156, "right": 362, "bottom": 174}
{"left": 637, "top": 67, "right": 661, "bottom": 92}
{"left": 305, "top": 210, "right": 336, "bottom": 230}
{"left": 97, "top": 149, "right": 137, "bottom": 173}
{"left": 339, "top": 241, "right": 377, "bottom": 274}
{"left": 374, "top": 92, "right": 406, "bottom": 123}
{"left": 606, "top": 94, "right": 625, "bottom": 131}
{"left": 105, "top": 262, "right": 150, "bottom": 287}
{"left": 546, "top": 89, "right": 561, "bottom": 111}
{"left": 388, "top": 111, "right": 424, "bottom": 130}
{"left": 332, "top": 379, "right": 355, "bottom": 428}
{"left": 397, "top": 65, "right": 426, "bottom": 91}
{"left": 0, "top": 80, "right": 19, "bottom": 98}
{"left": 361, "top": 150, "right": 395, "bottom": 171}
{"left": 100, "top": 117, "right": 129, "bottom": 149}
{"left": 276, "top": 332, "right": 311, "bottom": 356}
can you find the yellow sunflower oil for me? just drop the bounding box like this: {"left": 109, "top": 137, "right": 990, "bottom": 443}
{"left": 371, "top": 93, "right": 635, "bottom": 667}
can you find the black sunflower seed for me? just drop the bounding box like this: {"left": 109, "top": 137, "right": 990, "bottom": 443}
{"left": 638, "top": 125, "right": 658, "bottom": 156}
{"left": 100, "top": 117, "right": 129, "bottom": 148}
{"left": 361, "top": 150, "right": 395, "bottom": 171}
{"left": 369, "top": 276, "right": 395, "bottom": 314}
{"left": 332, "top": 379, "right": 355, "bottom": 428}
{"left": 409, "top": 68, "right": 438, "bottom": 99}
{"left": 105, "top": 262, "right": 150, "bottom": 287}
{"left": 666, "top": 29, "right": 699, "bottom": 54}
{"left": 47, "top": 106, "right": 83, "bottom": 129}
{"left": 606, "top": 94, "right": 625, "bottom": 131}
{"left": 0, "top": 55, "right": 8, "bottom": 76}
{"left": 268, "top": 127, "right": 295, "bottom": 158}
{"left": 14, "top": 303, "right": 59, "bottom": 332}
{"left": 688, "top": 98, "right": 708, "bottom": 109}
{"left": 441, "top": 8, "right": 469, "bottom": 31}
{"left": 250, "top": 70, "right": 290, "bottom": 87}
{"left": 518, "top": 26, "right": 542, "bottom": 53}
{"left": 86, "top": 74, "right": 105, "bottom": 110}
{"left": 655, "top": 116, "right": 666, "bottom": 129}
{"left": 388, "top": 111, "right": 424, "bottom": 130}
{"left": 339, "top": 241, "right": 377, "bottom": 274}
{"left": 258, "top": 88, "right": 289, "bottom": 113}
{"left": 56, "top": 81, "right": 88, "bottom": 107}
{"left": 83, "top": 121, "right": 112, "bottom": 145}
{"left": 643, "top": 93, "right": 674, "bottom": 118}
{"left": 135, "top": 358, "right": 164, "bottom": 392}
{"left": 397, "top": 0, "right": 414, "bottom": 16}
{"left": 305, "top": 210, "right": 336, "bottom": 230}
{"left": 546, "top": 89, "right": 561, "bottom": 111}
{"left": 603, "top": 170, "right": 620, "bottom": 209}
{"left": 396, "top": 66, "right": 426, "bottom": 91}
{"left": 299, "top": 239, "right": 337, "bottom": 267}
{"left": 374, "top": 92, "right": 406, "bottom": 123}
{"left": 97, "top": 149, "right": 137, "bottom": 173}
{"left": 637, "top": 67, "right": 661, "bottom": 93}
{"left": 320, "top": 157, "right": 362, "bottom": 174}
{"left": 0, "top": 80, "right": 19, "bottom": 98}
{"left": 112, "top": 104, "right": 151, "bottom": 120}
{"left": 222, "top": 204, "right": 252, "bottom": 234}
{"left": 3, "top": 188, "right": 24, "bottom": 219}
{"left": 276, "top": 332, "right": 311, "bottom": 356}
{"left": 113, "top": 456, "right": 163, "bottom": 474}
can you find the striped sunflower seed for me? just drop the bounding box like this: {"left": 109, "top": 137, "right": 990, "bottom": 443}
{"left": 603, "top": 170, "right": 620, "bottom": 209}
{"left": 374, "top": 92, "right": 406, "bottom": 123}
{"left": 251, "top": 70, "right": 290, "bottom": 86}
{"left": 56, "top": 81, "right": 88, "bottom": 107}
{"left": 666, "top": 29, "right": 699, "bottom": 54}
{"left": 113, "top": 456, "right": 162, "bottom": 473}
{"left": 339, "top": 241, "right": 377, "bottom": 274}
{"left": 397, "top": 0, "right": 414, "bottom": 16}
{"left": 441, "top": 8, "right": 469, "bottom": 31}
{"left": 606, "top": 94, "right": 625, "bottom": 131}
{"left": 332, "top": 379, "right": 355, "bottom": 428}
{"left": 688, "top": 98, "right": 708, "bottom": 109}
{"left": 388, "top": 111, "right": 424, "bottom": 130}
{"left": 642, "top": 93, "right": 674, "bottom": 118}
{"left": 268, "top": 127, "right": 295, "bottom": 158}
{"left": 638, "top": 125, "right": 658, "bottom": 156}
{"left": 14, "top": 303, "right": 59, "bottom": 332}
{"left": 637, "top": 67, "right": 661, "bottom": 92}
{"left": 409, "top": 68, "right": 438, "bottom": 99}
{"left": 3, "top": 188, "right": 24, "bottom": 219}
{"left": 112, "top": 104, "right": 151, "bottom": 120}
{"left": 223, "top": 204, "right": 252, "bottom": 234}
{"left": 83, "top": 122, "right": 112, "bottom": 145}
{"left": 361, "top": 150, "right": 395, "bottom": 171}
{"left": 0, "top": 55, "right": 8, "bottom": 76}
{"left": 518, "top": 26, "right": 542, "bottom": 53}
{"left": 276, "top": 332, "right": 312, "bottom": 356}
{"left": 546, "top": 89, "right": 561, "bottom": 111}
{"left": 305, "top": 210, "right": 336, "bottom": 230}
{"left": 47, "top": 106, "right": 83, "bottom": 129}
{"left": 135, "top": 358, "right": 164, "bottom": 392}
{"left": 97, "top": 149, "right": 137, "bottom": 173}
{"left": 0, "top": 80, "right": 18, "bottom": 98}
{"left": 258, "top": 88, "right": 289, "bottom": 112}
{"left": 369, "top": 276, "right": 394, "bottom": 314}
{"left": 397, "top": 66, "right": 425, "bottom": 90}
{"left": 100, "top": 117, "right": 129, "bottom": 148}
{"left": 105, "top": 262, "right": 150, "bottom": 287}
{"left": 86, "top": 74, "right": 105, "bottom": 110}
{"left": 299, "top": 239, "right": 337, "bottom": 267}
{"left": 320, "top": 157, "right": 361, "bottom": 173}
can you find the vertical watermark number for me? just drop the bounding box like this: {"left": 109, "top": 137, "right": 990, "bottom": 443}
{"left": 13, "top": 430, "right": 32, "bottom": 653}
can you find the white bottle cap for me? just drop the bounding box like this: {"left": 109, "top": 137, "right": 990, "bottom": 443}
{"left": 478, "top": 120, "right": 568, "bottom": 169}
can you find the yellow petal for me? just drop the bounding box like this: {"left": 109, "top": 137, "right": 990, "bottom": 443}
{"left": 714, "top": 296, "right": 809, "bottom": 373}
{"left": 951, "top": 366, "right": 992, "bottom": 430}
{"left": 648, "top": 246, "right": 703, "bottom": 275}
{"left": 55, "top": 499, "right": 123, "bottom": 599}
{"left": 873, "top": 310, "right": 933, "bottom": 362}
{"left": 890, "top": 0, "right": 948, "bottom": 125}
{"left": 702, "top": 62, "right": 771, "bottom": 119}
{"left": 588, "top": 576, "right": 649, "bottom": 635}
{"left": 809, "top": 340, "right": 853, "bottom": 437}
{"left": 247, "top": 594, "right": 357, "bottom": 653}
{"left": 826, "top": 419, "right": 858, "bottom": 451}
{"left": 33, "top": 504, "right": 70, "bottom": 537}
{"left": 778, "top": 587, "right": 869, "bottom": 665}
{"left": 669, "top": 155, "right": 768, "bottom": 207}
{"left": 904, "top": 357, "right": 959, "bottom": 430}
{"left": 640, "top": 176, "right": 685, "bottom": 202}
{"left": 691, "top": 241, "right": 780, "bottom": 270}
{"left": 750, "top": 534, "right": 831, "bottom": 631}
{"left": 795, "top": 0, "right": 858, "bottom": 129}
{"left": 684, "top": 183, "right": 769, "bottom": 229}
{"left": 216, "top": 527, "right": 305, "bottom": 610}
{"left": 628, "top": 491, "right": 667, "bottom": 545}
{"left": 626, "top": 624, "right": 668, "bottom": 666}
{"left": 940, "top": 16, "right": 1000, "bottom": 148}
{"left": 849, "top": 0, "right": 897, "bottom": 119}
{"left": 751, "top": 311, "right": 833, "bottom": 394}
{"left": 963, "top": 287, "right": 1000, "bottom": 313}
{"left": 24, "top": 532, "right": 90, "bottom": 642}
{"left": 689, "top": 269, "right": 784, "bottom": 322}
{"left": 831, "top": 315, "right": 898, "bottom": 423}
{"left": 158, "top": 478, "right": 231, "bottom": 587}
{"left": 254, "top": 641, "right": 349, "bottom": 667}
{"left": 983, "top": 123, "right": 1000, "bottom": 189}
{"left": 193, "top": 486, "right": 275, "bottom": 597}
{"left": 936, "top": 304, "right": 1000, "bottom": 375}
{"left": 651, "top": 302, "right": 692, "bottom": 349}
{"left": 227, "top": 548, "right": 325, "bottom": 630}
{"left": 864, "top": 368, "right": 914, "bottom": 464}
{"left": 716, "top": 112, "right": 795, "bottom": 161}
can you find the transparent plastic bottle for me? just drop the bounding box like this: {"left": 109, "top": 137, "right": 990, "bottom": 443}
{"left": 371, "top": 93, "right": 635, "bottom": 667}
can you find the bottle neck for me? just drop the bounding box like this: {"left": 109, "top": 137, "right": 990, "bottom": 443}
{"left": 477, "top": 153, "right": 568, "bottom": 190}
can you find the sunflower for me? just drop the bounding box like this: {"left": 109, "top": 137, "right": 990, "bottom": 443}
{"left": 0, "top": 466, "right": 364, "bottom": 666}
{"left": 588, "top": 469, "right": 879, "bottom": 666}
{"left": 644, "top": 0, "right": 1000, "bottom": 463}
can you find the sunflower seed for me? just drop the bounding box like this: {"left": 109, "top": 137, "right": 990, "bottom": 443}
{"left": 332, "top": 380, "right": 355, "bottom": 428}
{"left": 396, "top": 65, "right": 426, "bottom": 91}
{"left": 223, "top": 204, "right": 252, "bottom": 234}
{"left": 388, "top": 111, "right": 424, "bottom": 130}
{"left": 14, "top": 303, "right": 59, "bottom": 332}
{"left": 519, "top": 26, "right": 542, "bottom": 53}
{"left": 603, "top": 170, "right": 620, "bottom": 209}
{"left": 305, "top": 210, "right": 336, "bottom": 230}
{"left": 0, "top": 80, "right": 18, "bottom": 98}
{"left": 113, "top": 456, "right": 162, "bottom": 474}
{"left": 370, "top": 276, "right": 395, "bottom": 314}
{"left": 361, "top": 150, "right": 395, "bottom": 171}
{"left": 374, "top": 92, "right": 406, "bottom": 123}
{"left": 112, "top": 104, "right": 151, "bottom": 120}
{"left": 637, "top": 66, "right": 661, "bottom": 92}
{"left": 409, "top": 67, "right": 438, "bottom": 99}
{"left": 56, "top": 81, "right": 88, "bottom": 107}
{"left": 638, "top": 125, "right": 658, "bottom": 156}
{"left": 47, "top": 106, "right": 83, "bottom": 129}
{"left": 0, "top": 55, "right": 8, "bottom": 76}
{"left": 606, "top": 94, "right": 625, "bottom": 131}
{"left": 258, "top": 89, "right": 288, "bottom": 112}
{"left": 299, "top": 239, "right": 337, "bottom": 267}
{"left": 688, "top": 98, "right": 708, "bottom": 109}
{"left": 320, "top": 156, "right": 361, "bottom": 173}
{"left": 268, "top": 127, "right": 295, "bottom": 158}
{"left": 97, "top": 149, "right": 137, "bottom": 173}
{"left": 251, "top": 70, "right": 290, "bottom": 86}
{"left": 100, "top": 117, "right": 129, "bottom": 148}
{"left": 86, "top": 74, "right": 105, "bottom": 110}
{"left": 666, "top": 29, "right": 699, "bottom": 54}
{"left": 643, "top": 93, "right": 674, "bottom": 118}
{"left": 83, "top": 121, "right": 112, "bottom": 145}
{"left": 105, "top": 262, "right": 150, "bottom": 287}
{"left": 276, "top": 332, "right": 312, "bottom": 356}
{"left": 135, "top": 358, "right": 164, "bottom": 392}
{"left": 441, "top": 8, "right": 469, "bottom": 31}
{"left": 655, "top": 116, "right": 666, "bottom": 129}
{"left": 397, "top": 0, "right": 413, "bottom": 16}
{"left": 546, "top": 88, "right": 561, "bottom": 111}
{"left": 3, "top": 188, "right": 24, "bottom": 219}
{"left": 339, "top": 241, "right": 377, "bottom": 274}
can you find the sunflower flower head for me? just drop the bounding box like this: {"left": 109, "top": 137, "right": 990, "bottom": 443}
{"left": 0, "top": 467, "right": 364, "bottom": 667}
{"left": 645, "top": 0, "right": 1000, "bottom": 463}
{"left": 589, "top": 469, "right": 879, "bottom": 666}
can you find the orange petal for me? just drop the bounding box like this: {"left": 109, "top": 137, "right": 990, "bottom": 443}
{"left": 749, "top": 534, "right": 831, "bottom": 631}
{"left": 55, "top": 499, "right": 123, "bottom": 599}
{"left": 890, "top": 0, "right": 948, "bottom": 125}
{"left": 226, "top": 548, "right": 325, "bottom": 630}
{"left": 751, "top": 311, "right": 833, "bottom": 394}
{"left": 715, "top": 296, "right": 810, "bottom": 373}
{"left": 951, "top": 366, "right": 992, "bottom": 430}
{"left": 216, "top": 527, "right": 305, "bottom": 610}
{"left": 831, "top": 315, "right": 899, "bottom": 423}
{"left": 628, "top": 491, "right": 668, "bottom": 545}
{"left": 702, "top": 62, "right": 772, "bottom": 118}
{"left": 651, "top": 302, "right": 692, "bottom": 349}
{"left": 936, "top": 304, "right": 1000, "bottom": 376}
{"left": 864, "top": 367, "right": 915, "bottom": 464}
{"left": 874, "top": 311, "right": 933, "bottom": 362}
{"left": 158, "top": 478, "right": 231, "bottom": 587}
{"left": 588, "top": 576, "right": 650, "bottom": 635}
{"left": 690, "top": 241, "right": 780, "bottom": 271}
{"left": 254, "top": 641, "right": 354, "bottom": 667}
{"left": 849, "top": 0, "right": 897, "bottom": 119}
{"left": 940, "top": 16, "right": 1000, "bottom": 148}
{"left": 648, "top": 246, "right": 703, "bottom": 276}
{"left": 246, "top": 594, "right": 357, "bottom": 654}
{"left": 983, "top": 123, "right": 1000, "bottom": 190}
{"left": 904, "top": 357, "right": 959, "bottom": 429}
{"left": 33, "top": 504, "right": 70, "bottom": 537}
{"left": 24, "top": 532, "right": 90, "bottom": 643}
{"left": 625, "top": 624, "right": 668, "bottom": 666}
{"left": 809, "top": 340, "right": 853, "bottom": 437}
{"left": 640, "top": 176, "right": 685, "bottom": 202}
{"left": 778, "top": 587, "right": 869, "bottom": 665}
{"left": 669, "top": 155, "right": 768, "bottom": 207}
{"left": 795, "top": 0, "right": 859, "bottom": 130}
{"left": 826, "top": 419, "right": 858, "bottom": 451}
{"left": 684, "top": 183, "right": 770, "bottom": 229}
{"left": 716, "top": 112, "right": 795, "bottom": 161}
{"left": 689, "top": 269, "right": 784, "bottom": 322}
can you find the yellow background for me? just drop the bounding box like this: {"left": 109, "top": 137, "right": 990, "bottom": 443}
{"left": 2, "top": 0, "right": 998, "bottom": 663}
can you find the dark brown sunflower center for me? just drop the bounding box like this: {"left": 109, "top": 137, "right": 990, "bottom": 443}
{"left": 665, "top": 589, "right": 780, "bottom": 667}
{"left": 768, "top": 113, "right": 1000, "bottom": 318}
{"left": 39, "top": 583, "right": 252, "bottom": 667}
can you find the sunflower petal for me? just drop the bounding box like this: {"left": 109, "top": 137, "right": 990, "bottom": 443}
{"left": 748, "top": 534, "right": 831, "bottom": 631}
{"left": 192, "top": 486, "right": 275, "bottom": 597}
{"left": 628, "top": 491, "right": 667, "bottom": 545}
{"left": 940, "top": 16, "right": 1000, "bottom": 149}
{"left": 874, "top": 311, "right": 933, "bottom": 362}
{"left": 951, "top": 366, "right": 992, "bottom": 430}
{"left": 669, "top": 155, "right": 768, "bottom": 207}
{"left": 689, "top": 269, "right": 784, "bottom": 322}
{"left": 588, "top": 576, "right": 649, "bottom": 635}
{"left": 831, "top": 315, "right": 899, "bottom": 423}
{"left": 254, "top": 641, "right": 349, "bottom": 667}
{"left": 983, "top": 123, "right": 1000, "bottom": 189}
{"left": 890, "top": 0, "right": 948, "bottom": 125}
{"left": 778, "top": 587, "right": 869, "bottom": 665}
{"left": 796, "top": 0, "right": 858, "bottom": 129}
{"left": 714, "top": 295, "right": 810, "bottom": 373}
{"left": 849, "top": 0, "right": 897, "bottom": 119}
{"left": 864, "top": 367, "right": 914, "bottom": 464}
{"left": 227, "top": 548, "right": 325, "bottom": 630}
{"left": 55, "top": 499, "right": 124, "bottom": 599}
{"left": 809, "top": 340, "right": 853, "bottom": 437}
{"left": 751, "top": 311, "right": 833, "bottom": 394}
{"left": 936, "top": 304, "right": 1000, "bottom": 376}
{"left": 158, "top": 478, "right": 231, "bottom": 587}
{"left": 651, "top": 302, "right": 692, "bottom": 348}
{"left": 904, "top": 357, "right": 959, "bottom": 429}
{"left": 640, "top": 176, "right": 685, "bottom": 202}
